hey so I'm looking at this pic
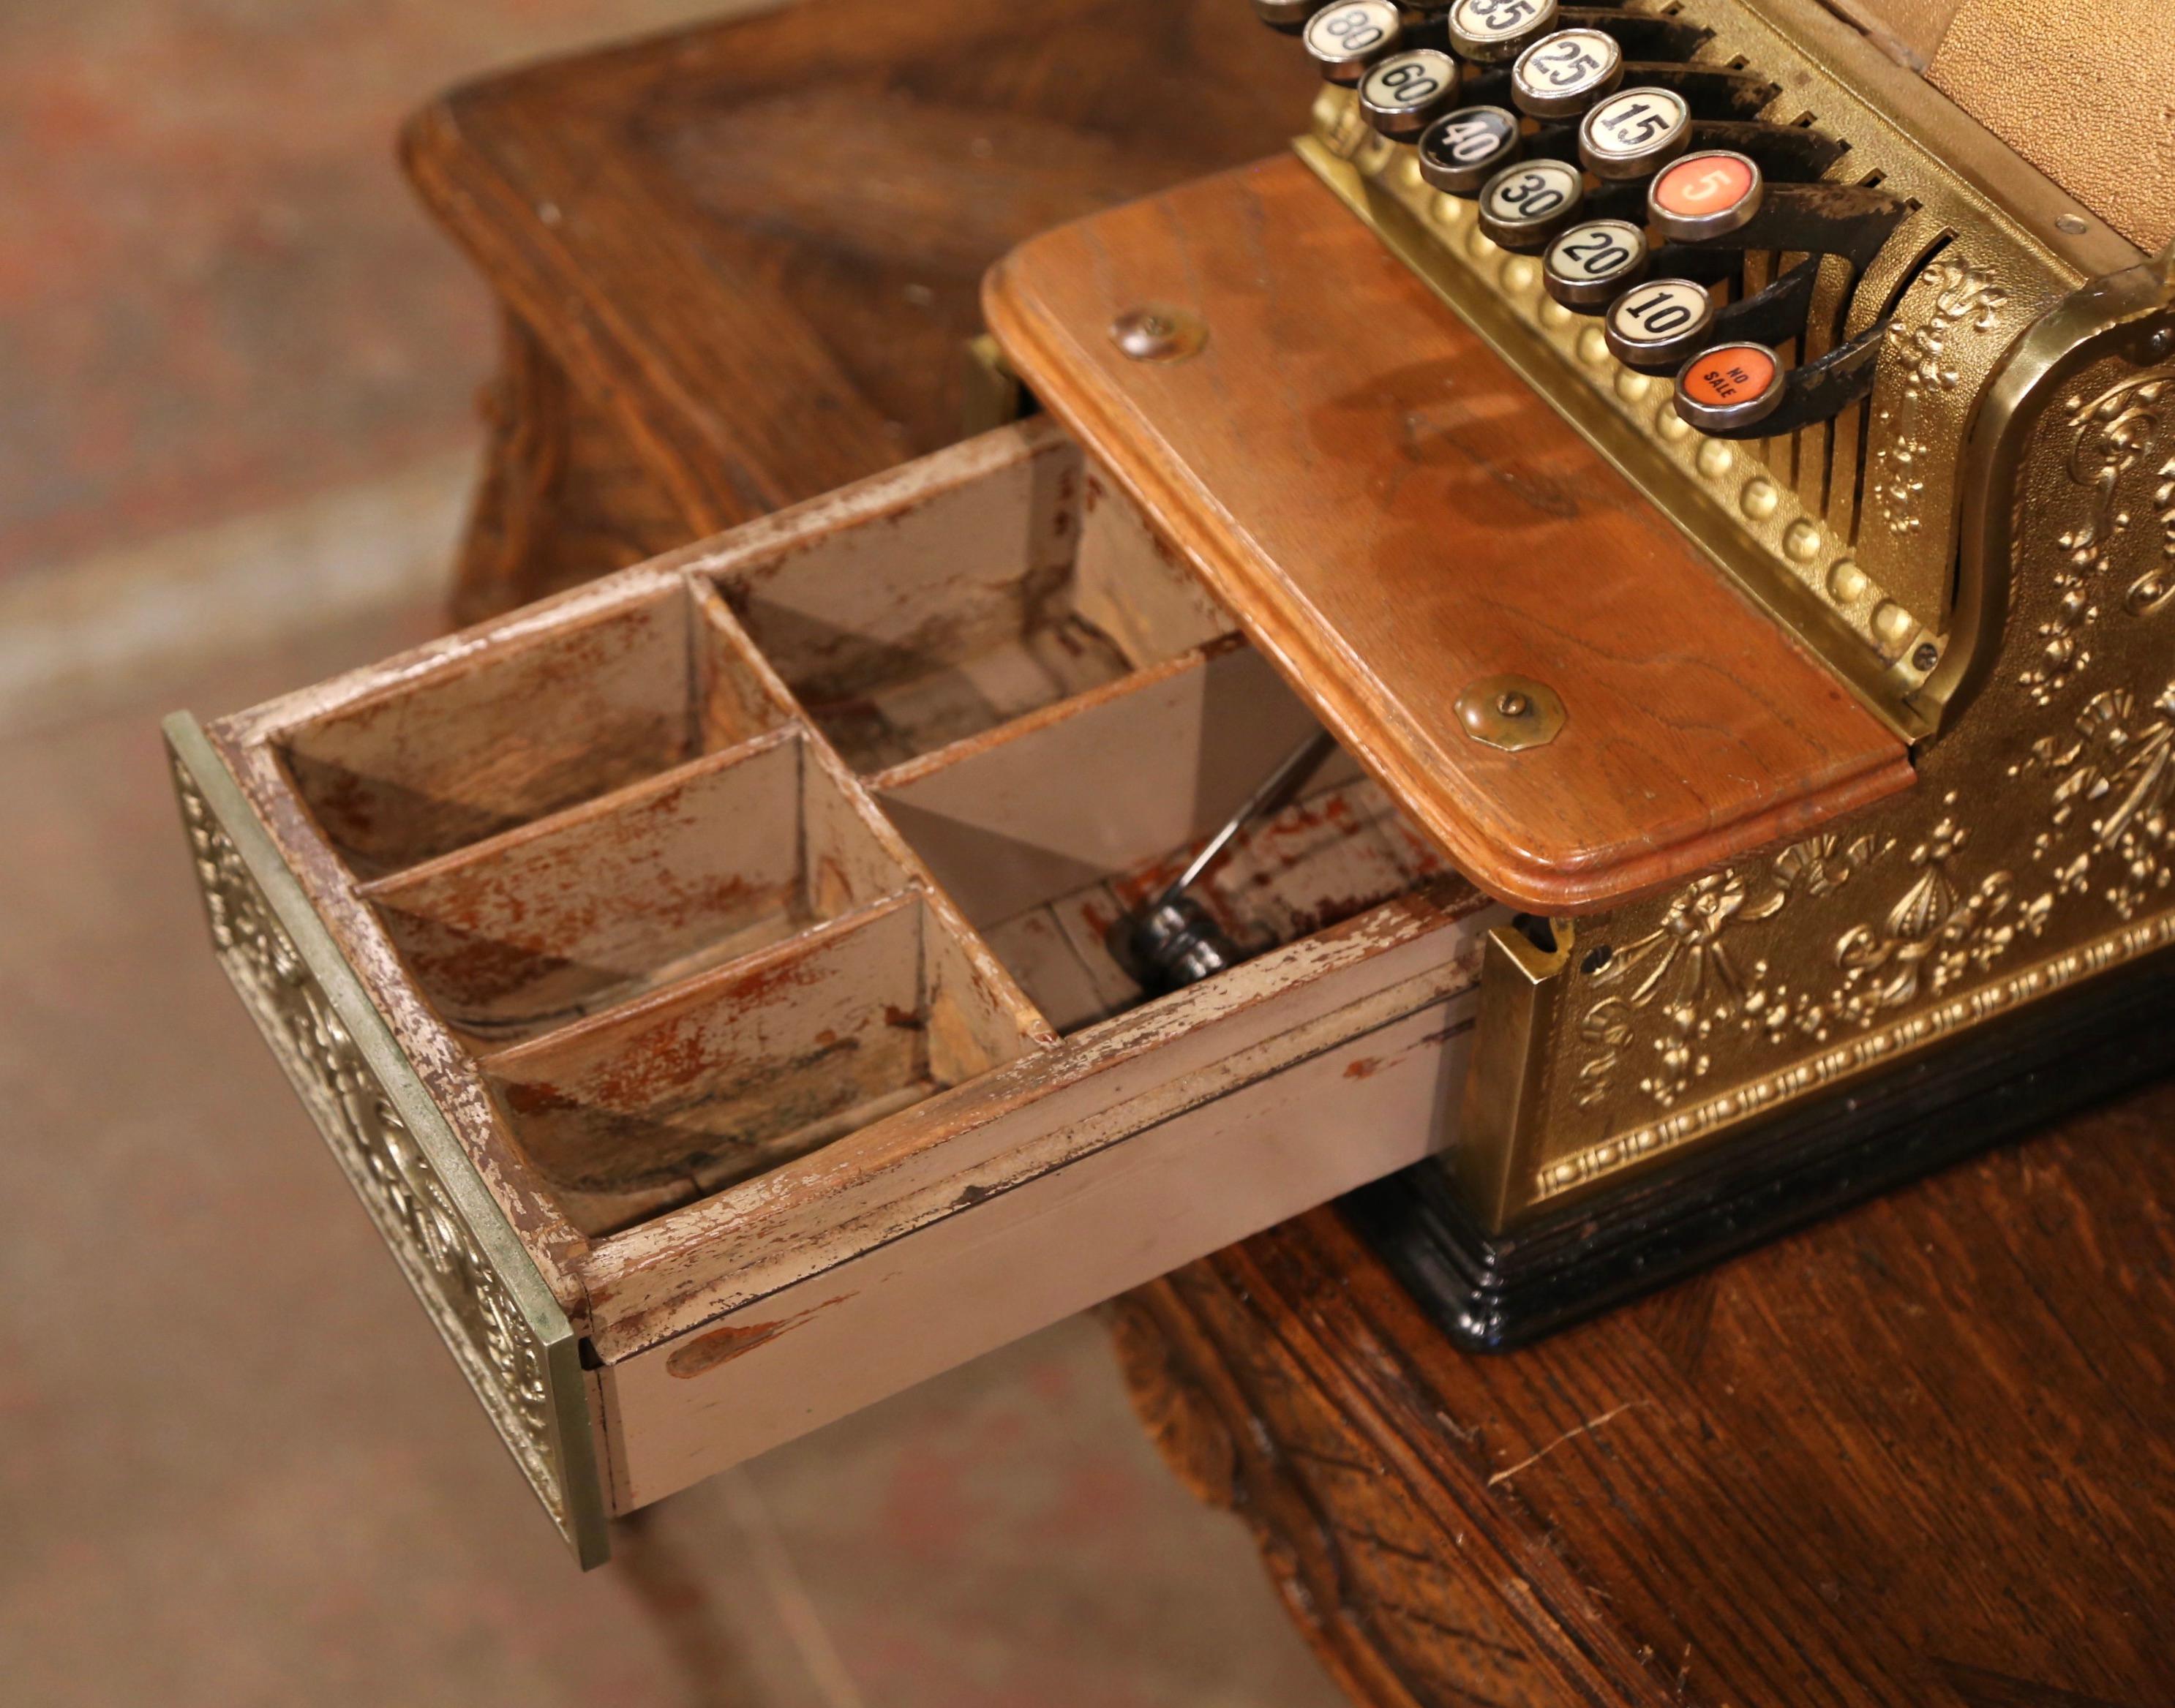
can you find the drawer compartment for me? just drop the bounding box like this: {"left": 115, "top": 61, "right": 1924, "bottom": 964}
{"left": 360, "top": 729, "right": 914, "bottom": 1047}
{"left": 482, "top": 893, "right": 1037, "bottom": 1234}
{"left": 168, "top": 418, "right": 1492, "bottom": 1568}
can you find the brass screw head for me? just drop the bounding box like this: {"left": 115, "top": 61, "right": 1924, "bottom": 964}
{"left": 1457, "top": 674, "right": 1566, "bottom": 750}
{"left": 1111, "top": 306, "right": 1207, "bottom": 363}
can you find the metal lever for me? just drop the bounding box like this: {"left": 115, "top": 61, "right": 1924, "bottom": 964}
{"left": 1113, "top": 729, "right": 1339, "bottom": 994}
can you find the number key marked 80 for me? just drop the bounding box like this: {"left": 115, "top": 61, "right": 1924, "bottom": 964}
{"left": 1304, "top": 0, "right": 1403, "bottom": 83}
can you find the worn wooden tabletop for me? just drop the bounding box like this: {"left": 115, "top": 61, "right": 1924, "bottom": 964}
{"left": 404, "top": 3, "right": 2175, "bottom": 1702}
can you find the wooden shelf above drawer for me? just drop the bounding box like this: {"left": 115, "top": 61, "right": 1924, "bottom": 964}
{"left": 983, "top": 156, "right": 1916, "bottom": 914}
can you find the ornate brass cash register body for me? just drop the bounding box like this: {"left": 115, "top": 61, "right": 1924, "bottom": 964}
{"left": 165, "top": 0, "right": 2175, "bottom": 1565}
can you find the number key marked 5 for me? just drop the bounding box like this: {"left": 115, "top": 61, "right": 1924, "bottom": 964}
{"left": 1478, "top": 157, "right": 1586, "bottom": 251}
{"left": 1579, "top": 86, "right": 1692, "bottom": 181}
{"left": 1675, "top": 340, "right": 1786, "bottom": 432}
{"left": 1543, "top": 218, "right": 1650, "bottom": 309}
{"left": 1649, "top": 148, "right": 1765, "bottom": 241}
{"left": 1418, "top": 105, "right": 1522, "bottom": 195}
{"left": 1447, "top": 0, "right": 1560, "bottom": 64}
{"left": 1304, "top": 0, "right": 1404, "bottom": 84}
{"left": 1604, "top": 277, "right": 1718, "bottom": 371}
{"left": 1359, "top": 49, "right": 1462, "bottom": 140}
{"left": 1509, "top": 27, "right": 1623, "bottom": 119}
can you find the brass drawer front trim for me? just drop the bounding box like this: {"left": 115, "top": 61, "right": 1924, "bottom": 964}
{"left": 164, "top": 715, "right": 611, "bottom": 1568}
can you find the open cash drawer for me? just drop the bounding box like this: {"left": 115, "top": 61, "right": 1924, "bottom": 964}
{"left": 168, "top": 417, "right": 1495, "bottom": 1565}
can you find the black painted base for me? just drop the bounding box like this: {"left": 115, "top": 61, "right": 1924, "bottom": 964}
{"left": 1342, "top": 945, "right": 2175, "bottom": 1351}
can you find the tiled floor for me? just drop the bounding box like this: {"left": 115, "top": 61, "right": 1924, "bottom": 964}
{"left": 0, "top": 3, "right": 1349, "bottom": 1704}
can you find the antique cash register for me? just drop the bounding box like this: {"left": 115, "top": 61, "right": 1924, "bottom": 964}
{"left": 164, "top": 0, "right": 2175, "bottom": 1565}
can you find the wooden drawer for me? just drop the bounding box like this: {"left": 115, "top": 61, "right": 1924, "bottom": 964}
{"left": 167, "top": 418, "right": 1495, "bottom": 1566}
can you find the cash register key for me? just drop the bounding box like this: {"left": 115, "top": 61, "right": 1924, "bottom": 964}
{"left": 1675, "top": 341, "right": 1787, "bottom": 433}
{"left": 1476, "top": 157, "right": 1587, "bottom": 250}
{"left": 1543, "top": 219, "right": 1650, "bottom": 309}
{"left": 1509, "top": 27, "right": 1624, "bottom": 119}
{"left": 1446, "top": 0, "right": 1560, "bottom": 64}
{"left": 1417, "top": 105, "right": 1523, "bottom": 194}
{"left": 1304, "top": 0, "right": 1405, "bottom": 84}
{"left": 1648, "top": 148, "right": 1765, "bottom": 241}
{"left": 1252, "top": 0, "right": 1329, "bottom": 30}
{"left": 1359, "top": 49, "right": 1463, "bottom": 140}
{"left": 1604, "top": 278, "right": 1718, "bottom": 370}
{"left": 1579, "top": 86, "right": 1692, "bottom": 180}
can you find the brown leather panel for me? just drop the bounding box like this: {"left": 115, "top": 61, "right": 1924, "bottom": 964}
{"left": 1928, "top": 0, "right": 2175, "bottom": 252}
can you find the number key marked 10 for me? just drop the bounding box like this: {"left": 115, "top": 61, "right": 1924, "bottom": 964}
{"left": 1304, "top": 0, "right": 1403, "bottom": 84}
{"left": 1674, "top": 341, "right": 1787, "bottom": 432}
{"left": 1418, "top": 105, "right": 1523, "bottom": 195}
{"left": 1578, "top": 86, "right": 1693, "bottom": 180}
{"left": 1509, "top": 28, "right": 1624, "bottom": 119}
{"left": 1447, "top": 0, "right": 1560, "bottom": 64}
{"left": 1542, "top": 219, "right": 1651, "bottom": 309}
{"left": 1604, "top": 278, "right": 1718, "bottom": 370}
{"left": 1649, "top": 149, "right": 1765, "bottom": 241}
{"left": 1478, "top": 157, "right": 1586, "bottom": 251}
{"left": 1359, "top": 49, "right": 1463, "bottom": 140}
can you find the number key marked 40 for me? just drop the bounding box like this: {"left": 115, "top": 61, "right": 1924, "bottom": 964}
{"left": 1417, "top": 105, "right": 1523, "bottom": 194}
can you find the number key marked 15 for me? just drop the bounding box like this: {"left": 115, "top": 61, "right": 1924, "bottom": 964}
{"left": 1649, "top": 149, "right": 1765, "bottom": 241}
{"left": 1579, "top": 86, "right": 1693, "bottom": 180}
{"left": 1509, "top": 28, "right": 1624, "bottom": 119}
{"left": 1304, "top": 0, "right": 1403, "bottom": 84}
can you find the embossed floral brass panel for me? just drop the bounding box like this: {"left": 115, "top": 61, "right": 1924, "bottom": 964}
{"left": 1458, "top": 247, "right": 2175, "bottom": 1225}
{"left": 165, "top": 716, "right": 611, "bottom": 1568}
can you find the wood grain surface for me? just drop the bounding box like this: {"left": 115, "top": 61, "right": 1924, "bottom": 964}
{"left": 394, "top": 10, "right": 2175, "bottom": 1700}
{"left": 985, "top": 157, "right": 1916, "bottom": 912}
{"left": 1113, "top": 1075, "right": 2175, "bottom": 1708}
{"left": 400, "top": 0, "right": 1318, "bottom": 619}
